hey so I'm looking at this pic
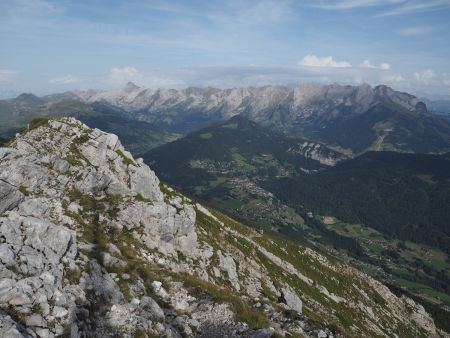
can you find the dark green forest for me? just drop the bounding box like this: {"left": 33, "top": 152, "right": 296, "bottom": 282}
{"left": 263, "top": 151, "right": 450, "bottom": 254}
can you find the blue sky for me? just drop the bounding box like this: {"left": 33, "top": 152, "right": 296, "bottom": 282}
{"left": 1, "top": 0, "right": 450, "bottom": 96}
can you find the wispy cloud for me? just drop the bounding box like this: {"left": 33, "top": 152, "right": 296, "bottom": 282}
{"left": 298, "top": 55, "right": 390, "bottom": 70}
{"left": 378, "top": 0, "right": 450, "bottom": 16}
{"left": 298, "top": 55, "right": 352, "bottom": 68}
{"left": 360, "top": 60, "right": 390, "bottom": 70}
{"left": 310, "top": 0, "right": 403, "bottom": 10}
{"left": 109, "top": 66, "right": 143, "bottom": 85}
{"left": 398, "top": 26, "right": 434, "bottom": 36}
{"left": 107, "top": 66, "right": 185, "bottom": 88}
{"left": 49, "top": 75, "right": 80, "bottom": 84}
{"left": 0, "top": 69, "right": 19, "bottom": 82}
{"left": 309, "top": 0, "right": 450, "bottom": 16}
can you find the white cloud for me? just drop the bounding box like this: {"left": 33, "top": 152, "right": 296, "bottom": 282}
{"left": 298, "top": 55, "right": 390, "bottom": 70}
{"left": 0, "top": 69, "right": 19, "bottom": 82}
{"left": 106, "top": 66, "right": 185, "bottom": 88}
{"left": 109, "top": 66, "right": 144, "bottom": 85}
{"left": 398, "top": 26, "right": 434, "bottom": 36}
{"left": 49, "top": 75, "right": 79, "bottom": 84}
{"left": 413, "top": 69, "right": 436, "bottom": 84}
{"left": 378, "top": 0, "right": 450, "bottom": 16}
{"left": 310, "top": 0, "right": 402, "bottom": 10}
{"left": 360, "top": 60, "right": 390, "bottom": 70}
{"left": 309, "top": 0, "right": 450, "bottom": 16}
{"left": 298, "top": 55, "right": 352, "bottom": 68}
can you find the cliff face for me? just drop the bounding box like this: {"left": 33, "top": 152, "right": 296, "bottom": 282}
{"left": 0, "top": 118, "right": 443, "bottom": 338}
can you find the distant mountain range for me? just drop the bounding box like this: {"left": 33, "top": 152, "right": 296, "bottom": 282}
{"left": 2, "top": 83, "right": 450, "bottom": 155}
{"left": 421, "top": 97, "right": 450, "bottom": 119}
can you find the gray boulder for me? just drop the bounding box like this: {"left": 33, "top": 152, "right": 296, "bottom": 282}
{"left": 0, "top": 310, "right": 31, "bottom": 338}
{"left": 250, "top": 328, "right": 275, "bottom": 338}
{"left": 0, "top": 181, "right": 24, "bottom": 214}
{"left": 140, "top": 296, "right": 165, "bottom": 321}
{"left": 280, "top": 287, "right": 302, "bottom": 314}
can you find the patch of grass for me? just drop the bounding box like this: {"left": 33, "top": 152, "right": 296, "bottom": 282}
{"left": 64, "top": 140, "right": 92, "bottom": 167}
{"left": 135, "top": 193, "right": 151, "bottom": 203}
{"left": 64, "top": 154, "right": 83, "bottom": 167}
{"left": 6, "top": 305, "right": 27, "bottom": 327}
{"left": 19, "top": 185, "right": 30, "bottom": 196}
{"left": 134, "top": 330, "right": 147, "bottom": 338}
{"left": 67, "top": 188, "right": 101, "bottom": 213}
{"left": 104, "top": 194, "right": 123, "bottom": 219}
{"left": 60, "top": 324, "right": 72, "bottom": 338}
{"left": 179, "top": 273, "right": 269, "bottom": 329}
{"left": 65, "top": 267, "right": 81, "bottom": 284}
{"left": 74, "top": 131, "right": 91, "bottom": 145}
{"left": 199, "top": 132, "right": 213, "bottom": 139}
{"left": 116, "top": 149, "right": 135, "bottom": 166}
{"left": 31, "top": 303, "right": 43, "bottom": 316}
{"left": 27, "top": 117, "right": 50, "bottom": 132}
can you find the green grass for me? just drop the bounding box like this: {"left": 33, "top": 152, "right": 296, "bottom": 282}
{"left": 395, "top": 278, "right": 450, "bottom": 303}
{"left": 18, "top": 185, "right": 30, "bottom": 196}
{"left": 27, "top": 117, "right": 50, "bottom": 131}
{"left": 321, "top": 217, "right": 450, "bottom": 311}
{"left": 116, "top": 149, "right": 135, "bottom": 166}
{"left": 199, "top": 132, "right": 213, "bottom": 139}
{"left": 135, "top": 193, "right": 151, "bottom": 203}
{"left": 179, "top": 273, "right": 270, "bottom": 329}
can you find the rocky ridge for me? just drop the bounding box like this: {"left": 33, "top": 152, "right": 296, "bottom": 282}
{"left": 76, "top": 83, "right": 423, "bottom": 119}
{"left": 0, "top": 118, "right": 445, "bottom": 337}
{"left": 2, "top": 83, "right": 450, "bottom": 155}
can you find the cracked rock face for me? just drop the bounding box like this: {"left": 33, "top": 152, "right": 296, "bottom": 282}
{"left": 0, "top": 181, "right": 24, "bottom": 214}
{"left": 0, "top": 118, "right": 200, "bottom": 337}
{"left": 0, "top": 118, "right": 443, "bottom": 338}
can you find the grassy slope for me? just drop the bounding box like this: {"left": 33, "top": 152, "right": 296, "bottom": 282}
{"left": 144, "top": 120, "right": 450, "bottom": 332}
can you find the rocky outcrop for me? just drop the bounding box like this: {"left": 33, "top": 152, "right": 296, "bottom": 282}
{"left": 279, "top": 287, "right": 303, "bottom": 314}
{"left": 287, "top": 141, "right": 347, "bottom": 166}
{"left": 0, "top": 181, "right": 24, "bottom": 214}
{"left": 0, "top": 118, "right": 444, "bottom": 338}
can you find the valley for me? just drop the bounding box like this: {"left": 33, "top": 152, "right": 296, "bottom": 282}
{"left": 1, "top": 83, "right": 450, "bottom": 336}
{"left": 143, "top": 114, "right": 450, "bottom": 333}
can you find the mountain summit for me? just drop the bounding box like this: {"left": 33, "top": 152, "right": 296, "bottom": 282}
{"left": 0, "top": 118, "right": 442, "bottom": 337}
{"left": 123, "top": 81, "right": 140, "bottom": 93}
{"left": 69, "top": 83, "right": 450, "bottom": 154}
{"left": 2, "top": 84, "right": 450, "bottom": 155}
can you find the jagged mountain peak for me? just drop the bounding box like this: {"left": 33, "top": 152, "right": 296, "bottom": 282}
{"left": 13, "top": 93, "right": 44, "bottom": 106}
{"left": 123, "top": 81, "right": 140, "bottom": 93}
{"left": 3, "top": 82, "right": 449, "bottom": 154}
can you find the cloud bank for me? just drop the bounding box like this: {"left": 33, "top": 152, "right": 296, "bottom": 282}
{"left": 298, "top": 55, "right": 352, "bottom": 68}
{"left": 0, "top": 69, "right": 19, "bottom": 82}
{"left": 45, "top": 60, "right": 450, "bottom": 97}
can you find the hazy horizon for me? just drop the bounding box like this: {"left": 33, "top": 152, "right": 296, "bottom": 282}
{"left": 1, "top": 0, "right": 450, "bottom": 96}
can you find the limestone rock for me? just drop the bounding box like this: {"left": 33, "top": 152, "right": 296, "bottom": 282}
{"left": 280, "top": 287, "right": 302, "bottom": 314}
{"left": 218, "top": 250, "right": 240, "bottom": 291}
{"left": 140, "top": 296, "right": 165, "bottom": 321}
{"left": 0, "top": 181, "right": 24, "bottom": 214}
{"left": 0, "top": 310, "right": 31, "bottom": 338}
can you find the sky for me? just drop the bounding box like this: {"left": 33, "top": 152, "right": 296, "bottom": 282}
{"left": 1, "top": 0, "right": 450, "bottom": 97}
